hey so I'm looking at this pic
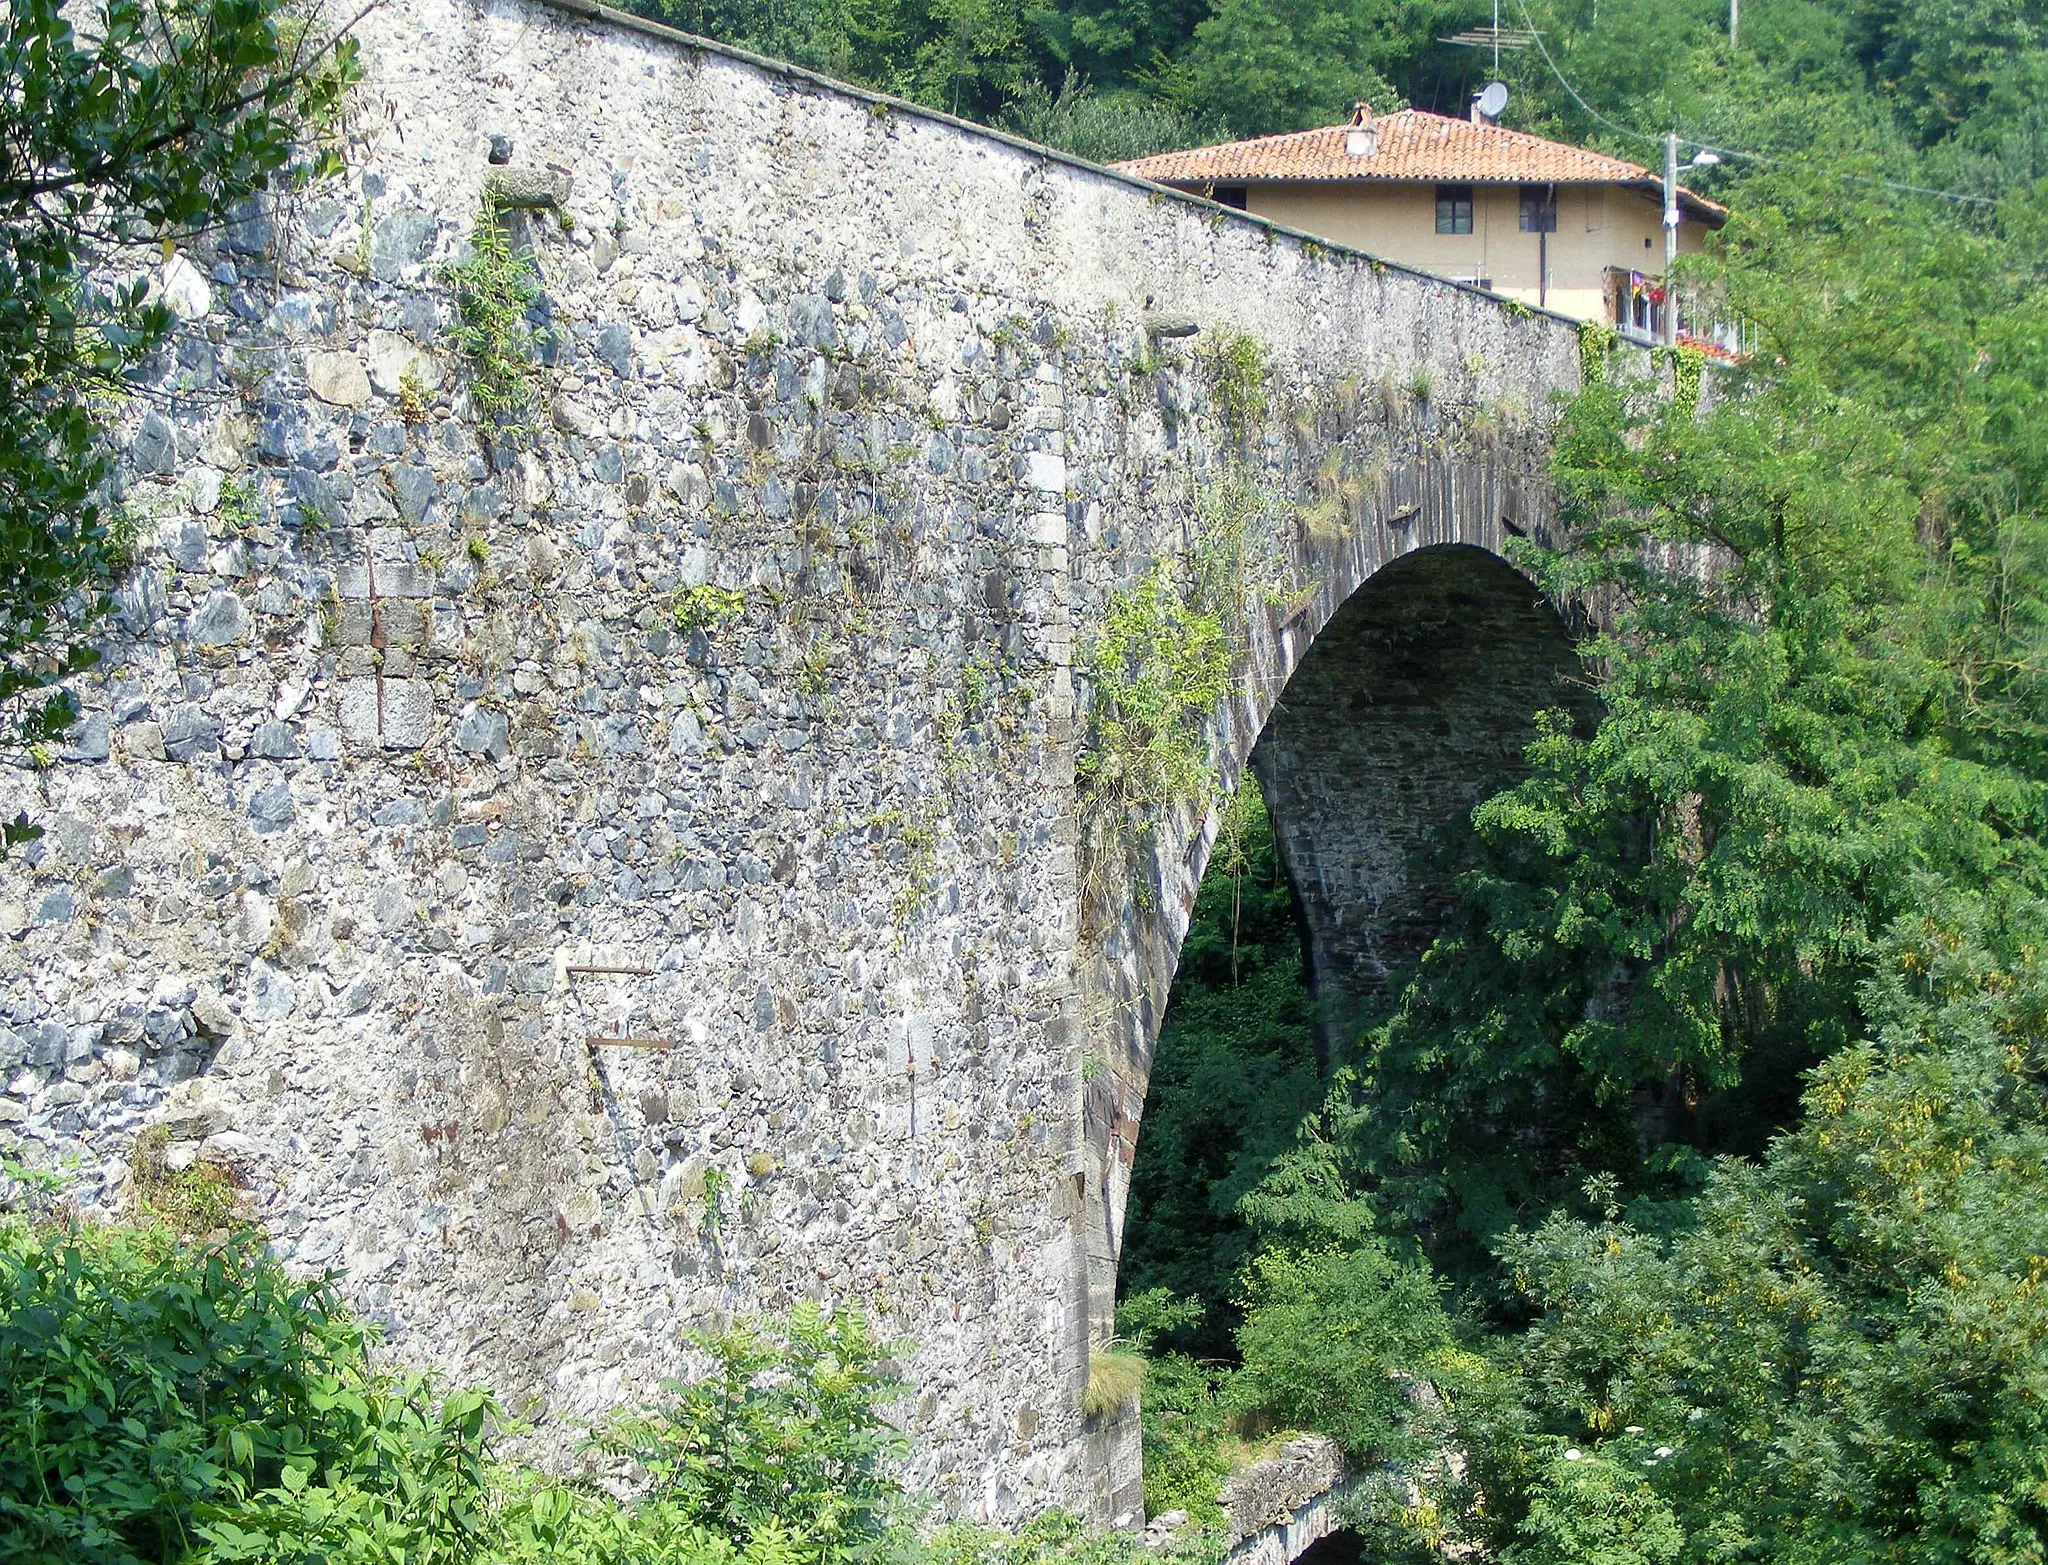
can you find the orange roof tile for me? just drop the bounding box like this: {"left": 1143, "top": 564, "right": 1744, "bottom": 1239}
{"left": 1114, "top": 108, "right": 1727, "bottom": 224}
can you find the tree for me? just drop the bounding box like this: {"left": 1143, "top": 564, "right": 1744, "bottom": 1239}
{"left": 1478, "top": 900, "right": 2048, "bottom": 1562}
{"left": 0, "top": 0, "right": 356, "bottom": 841}
{"left": 1177, "top": 0, "right": 1404, "bottom": 137}
{"left": 1283, "top": 176, "right": 2048, "bottom": 1282}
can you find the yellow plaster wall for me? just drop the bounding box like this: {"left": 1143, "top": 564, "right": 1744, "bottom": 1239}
{"left": 1242, "top": 181, "right": 1709, "bottom": 322}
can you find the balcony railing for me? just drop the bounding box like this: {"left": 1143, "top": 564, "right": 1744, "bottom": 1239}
{"left": 1604, "top": 267, "right": 1753, "bottom": 361}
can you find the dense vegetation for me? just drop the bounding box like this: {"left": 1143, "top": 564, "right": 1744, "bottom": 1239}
{"left": 1093, "top": 0, "right": 2048, "bottom": 1560}
{"left": 0, "top": 1213, "right": 1210, "bottom": 1565}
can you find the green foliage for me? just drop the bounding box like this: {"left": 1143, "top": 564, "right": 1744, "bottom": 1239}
{"left": 1188, "top": 471, "right": 1278, "bottom": 627}
{"left": 1172, "top": 0, "right": 1404, "bottom": 136}
{"left": 1130, "top": 1353, "right": 1229, "bottom": 1529}
{"left": 1575, "top": 319, "right": 1615, "bottom": 388}
{"left": 1000, "top": 71, "right": 1209, "bottom": 163}
{"left": 1118, "top": 784, "right": 1318, "bottom": 1356}
{"left": 215, "top": 477, "right": 261, "bottom": 535}
{"left": 1474, "top": 903, "right": 2048, "bottom": 1562}
{"left": 926, "top": 1511, "right": 1215, "bottom": 1565}
{"left": 1500, "top": 1451, "right": 1682, "bottom": 1565}
{"left": 1203, "top": 333, "right": 1268, "bottom": 433}
{"left": 1081, "top": 1351, "right": 1147, "bottom": 1417}
{"left": 0, "top": 0, "right": 355, "bottom": 808}
{"left": 1311, "top": 174, "right": 2048, "bottom": 1275}
{"left": 1662, "top": 344, "right": 1703, "bottom": 411}
{"left": 1227, "top": 1245, "right": 1455, "bottom": 1463}
{"left": 1083, "top": 3, "right": 2048, "bottom": 1561}
{"left": 0, "top": 1220, "right": 494, "bottom": 1565}
{"left": 1, "top": 1221, "right": 1189, "bottom": 1565}
{"left": 397, "top": 365, "right": 433, "bottom": 423}
{"left": 442, "top": 203, "right": 547, "bottom": 426}
{"left": 673, "top": 583, "right": 748, "bottom": 637}
{"left": 1117, "top": 1292, "right": 1230, "bottom": 1528}
{"left": 700, "top": 1162, "right": 729, "bottom": 1241}
{"left": 1077, "top": 566, "right": 1230, "bottom": 814}
{"left": 127, "top": 1126, "right": 243, "bottom": 1239}
{"left": 598, "top": 1305, "right": 907, "bottom": 1564}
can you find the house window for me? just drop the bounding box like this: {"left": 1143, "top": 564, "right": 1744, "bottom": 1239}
{"left": 1519, "top": 184, "right": 1558, "bottom": 232}
{"left": 1435, "top": 184, "right": 1473, "bottom": 234}
{"left": 1213, "top": 185, "right": 1248, "bottom": 210}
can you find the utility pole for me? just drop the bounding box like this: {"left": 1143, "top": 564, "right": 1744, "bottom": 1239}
{"left": 1663, "top": 130, "right": 1680, "bottom": 346}
{"left": 1730, "top": 0, "right": 1739, "bottom": 48}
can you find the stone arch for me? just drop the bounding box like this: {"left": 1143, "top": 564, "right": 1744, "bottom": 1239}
{"left": 1251, "top": 543, "right": 1600, "bottom": 1059}
{"left": 1077, "top": 492, "right": 1597, "bottom": 1517}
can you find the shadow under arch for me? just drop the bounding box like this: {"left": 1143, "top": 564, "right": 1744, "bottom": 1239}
{"left": 1249, "top": 543, "right": 1601, "bottom": 1060}
{"left": 1074, "top": 540, "right": 1598, "bottom": 1519}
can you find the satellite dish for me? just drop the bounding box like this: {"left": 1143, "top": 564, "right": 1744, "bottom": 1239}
{"left": 1475, "top": 81, "right": 1510, "bottom": 119}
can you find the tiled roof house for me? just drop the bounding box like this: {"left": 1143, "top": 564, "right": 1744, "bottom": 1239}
{"left": 1115, "top": 104, "right": 1727, "bottom": 338}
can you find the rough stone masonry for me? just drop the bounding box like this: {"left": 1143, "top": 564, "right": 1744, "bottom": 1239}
{"left": 0, "top": 0, "right": 1594, "bottom": 1525}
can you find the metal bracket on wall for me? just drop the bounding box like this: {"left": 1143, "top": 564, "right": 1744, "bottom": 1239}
{"left": 555, "top": 961, "right": 656, "bottom": 1064}
{"left": 559, "top": 958, "right": 671, "bottom": 1225}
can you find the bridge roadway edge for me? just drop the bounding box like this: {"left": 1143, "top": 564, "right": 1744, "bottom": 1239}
{"left": 0, "top": 0, "right": 1602, "bottom": 1527}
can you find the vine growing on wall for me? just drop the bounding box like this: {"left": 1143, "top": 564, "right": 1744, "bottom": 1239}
{"left": 443, "top": 200, "right": 548, "bottom": 426}
{"left": 1577, "top": 319, "right": 1617, "bottom": 386}
{"left": 1205, "top": 331, "right": 1270, "bottom": 433}
{"left": 1077, "top": 567, "right": 1231, "bottom": 817}
{"left": 1666, "top": 343, "right": 1706, "bottom": 411}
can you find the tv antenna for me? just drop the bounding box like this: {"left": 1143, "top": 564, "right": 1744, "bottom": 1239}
{"left": 1439, "top": 0, "right": 1538, "bottom": 72}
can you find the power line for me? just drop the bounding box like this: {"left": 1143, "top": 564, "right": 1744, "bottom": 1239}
{"left": 1506, "top": 0, "right": 2001, "bottom": 209}
{"left": 1508, "top": 0, "right": 1662, "bottom": 150}
{"left": 1686, "top": 137, "right": 2000, "bottom": 207}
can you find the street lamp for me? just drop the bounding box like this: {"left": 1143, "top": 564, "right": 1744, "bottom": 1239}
{"left": 1662, "top": 139, "right": 1720, "bottom": 345}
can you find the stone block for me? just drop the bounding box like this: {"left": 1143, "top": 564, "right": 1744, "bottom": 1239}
{"left": 186, "top": 588, "right": 251, "bottom": 646}
{"left": 484, "top": 167, "right": 572, "bottom": 210}
{"left": 338, "top": 678, "right": 435, "bottom": 749}
{"left": 130, "top": 413, "right": 177, "bottom": 474}
{"left": 336, "top": 561, "right": 436, "bottom": 599}
{"left": 248, "top": 781, "right": 295, "bottom": 834}
{"left": 455, "top": 708, "right": 510, "bottom": 759}
{"left": 161, "top": 705, "right": 220, "bottom": 762}
{"left": 306, "top": 350, "right": 371, "bottom": 406}
{"left": 364, "top": 330, "right": 445, "bottom": 396}
{"left": 251, "top": 721, "right": 299, "bottom": 759}
{"left": 1021, "top": 451, "right": 1066, "bottom": 493}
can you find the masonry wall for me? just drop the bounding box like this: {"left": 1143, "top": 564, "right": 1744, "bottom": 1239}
{"left": 0, "top": 0, "right": 1584, "bottom": 1524}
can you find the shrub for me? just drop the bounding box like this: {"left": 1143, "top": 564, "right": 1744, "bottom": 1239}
{"left": 0, "top": 1218, "right": 1173, "bottom": 1565}
{"left": 443, "top": 202, "right": 547, "bottom": 426}
{"left": 1502, "top": 1451, "right": 1681, "bottom": 1565}
{"left": 0, "top": 1220, "right": 495, "bottom": 1565}
{"left": 1227, "top": 1245, "right": 1454, "bottom": 1463}
{"left": 596, "top": 1303, "right": 907, "bottom": 1564}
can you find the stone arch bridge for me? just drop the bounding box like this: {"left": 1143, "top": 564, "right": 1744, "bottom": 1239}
{"left": 0, "top": 0, "right": 1607, "bottom": 1527}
